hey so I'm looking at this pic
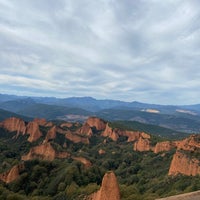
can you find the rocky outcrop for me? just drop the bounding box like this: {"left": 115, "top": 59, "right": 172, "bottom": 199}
{"left": 120, "top": 130, "right": 150, "bottom": 142}
{"left": 33, "top": 118, "right": 47, "bottom": 126}
{"left": 0, "top": 117, "right": 26, "bottom": 135}
{"left": 102, "top": 124, "right": 119, "bottom": 141}
{"left": 72, "top": 156, "right": 92, "bottom": 167}
{"left": 26, "top": 121, "right": 42, "bottom": 142}
{"left": 134, "top": 136, "right": 151, "bottom": 152}
{"left": 0, "top": 117, "right": 43, "bottom": 142}
{"left": 98, "top": 149, "right": 106, "bottom": 155}
{"left": 176, "top": 135, "right": 200, "bottom": 151}
{"left": 45, "top": 121, "right": 54, "bottom": 127}
{"left": 60, "top": 122, "right": 73, "bottom": 128}
{"left": 44, "top": 126, "right": 57, "bottom": 142}
{"left": 86, "top": 117, "right": 106, "bottom": 131}
{"left": 34, "top": 118, "right": 53, "bottom": 127}
{"left": 0, "top": 163, "right": 25, "bottom": 183}
{"left": 65, "top": 130, "right": 89, "bottom": 144}
{"left": 168, "top": 151, "right": 200, "bottom": 176}
{"left": 154, "top": 141, "right": 176, "bottom": 153}
{"left": 21, "top": 143, "right": 70, "bottom": 161}
{"left": 102, "top": 123, "right": 150, "bottom": 142}
{"left": 77, "top": 123, "right": 93, "bottom": 137}
{"left": 89, "top": 171, "right": 120, "bottom": 200}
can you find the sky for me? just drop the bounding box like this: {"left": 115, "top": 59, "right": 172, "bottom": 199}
{"left": 0, "top": 0, "right": 200, "bottom": 105}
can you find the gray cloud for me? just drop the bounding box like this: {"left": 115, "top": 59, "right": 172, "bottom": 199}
{"left": 0, "top": 0, "right": 200, "bottom": 104}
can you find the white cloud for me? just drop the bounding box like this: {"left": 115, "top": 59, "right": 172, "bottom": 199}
{"left": 0, "top": 0, "right": 200, "bottom": 104}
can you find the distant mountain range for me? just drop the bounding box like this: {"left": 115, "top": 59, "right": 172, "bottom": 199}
{"left": 0, "top": 93, "right": 200, "bottom": 133}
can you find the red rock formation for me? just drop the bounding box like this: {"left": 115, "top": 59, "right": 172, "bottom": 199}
{"left": 154, "top": 141, "right": 176, "bottom": 154}
{"left": 134, "top": 136, "right": 151, "bottom": 151}
{"left": 0, "top": 117, "right": 26, "bottom": 135}
{"left": 0, "top": 117, "right": 44, "bottom": 142}
{"left": 86, "top": 117, "right": 106, "bottom": 131}
{"left": 26, "top": 121, "right": 42, "bottom": 142}
{"left": 168, "top": 151, "right": 200, "bottom": 176}
{"left": 141, "top": 132, "right": 151, "bottom": 139}
{"left": 102, "top": 123, "right": 119, "bottom": 141}
{"left": 22, "top": 143, "right": 55, "bottom": 161}
{"left": 101, "top": 123, "right": 150, "bottom": 142}
{"left": 45, "top": 121, "right": 54, "bottom": 127}
{"left": 21, "top": 143, "right": 70, "bottom": 161}
{"left": 119, "top": 130, "right": 150, "bottom": 142}
{"left": 90, "top": 171, "right": 120, "bottom": 200}
{"left": 176, "top": 135, "right": 200, "bottom": 151}
{"left": 44, "top": 126, "right": 57, "bottom": 142}
{"left": 77, "top": 123, "right": 93, "bottom": 137}
{"left": 57, "top": 151, "right": 71, "bottom": 159}
{"left": 123, "top": 130, "right": 140, "bottom": 142}
{"left": 60, "top": 122, "right": 73, "bottom": 128}
{"left": 72, "top": 156, "right": 92, "bottom": 167}
{"left": 65, "top": 130, "right": 89, "bottom": 144}
{"left": 0, "top": 163, "right": 24, "bottom": 183}
{"left": 33, "top": 118, "right": 47, "bottom": 126}
{"left": 98, "top": 149, "right": 106, "bottom": 155}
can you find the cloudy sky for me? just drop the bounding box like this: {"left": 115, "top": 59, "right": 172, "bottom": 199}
{"left": 0, "top": 0, "right": 200, "bottom": 104}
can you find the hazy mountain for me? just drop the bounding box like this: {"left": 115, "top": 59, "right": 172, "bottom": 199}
{"left": 17, "top": 103, "right": 92, "bottom": 120}
{"left": 0, "top": 108, "right": 32, "bottom": 121}
{"left": 0, "top": 98, "right": 36, "bottom": 113}
{"left": 1, "top": 94, "right": 200, "bottom": 132}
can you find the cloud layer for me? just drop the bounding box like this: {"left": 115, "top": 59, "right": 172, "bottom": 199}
{"left": 0, "top": 0, "right": 200, "bottom": 104}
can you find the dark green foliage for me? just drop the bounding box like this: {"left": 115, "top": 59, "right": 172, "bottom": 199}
{"left": 0, "top": 122, "right": 200, "bottom": 200}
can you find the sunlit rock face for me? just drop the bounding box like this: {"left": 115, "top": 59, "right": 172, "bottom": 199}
{"left": 133, "top": 136, "right": 151, "bottom": 151}
{"left": 86, "top": 117, "right": 106, "bottom": 131}
{"left": 0, "top": 163, "right": 25, "bottom": 183}
{"left": 21, "top": 143, "right": 70, "bottom": 161}
{"left": 89, "top": 171, "right": 120, "bottom": 200}
{"left": 168, "top": 151, "right": 200, "bottom": 176}
{"left": 0, "top": 117, "right": 26, "bottom": 135}
{"left": 26, "top": 121, "right": 42, "bottom": 142}
{"left": 154, "top": 141, "right": 176, "bottom": 153}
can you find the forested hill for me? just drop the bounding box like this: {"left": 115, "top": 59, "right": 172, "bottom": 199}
{"left": 0, "top": 116, "right": 199, "bottom": 200}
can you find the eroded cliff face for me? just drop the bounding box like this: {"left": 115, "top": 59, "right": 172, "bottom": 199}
{"left": 102, "top": 123, "right": 151, "bottom": 143}
{"left": 90, "top": 171, "right": 120, "bottom": 200}
{"left": 0, "top": 117, "right": 43, "bottom": 142}
{"left": 134, "top": 136, "right": 151, "bottom": 152}
{"left": 65, "top": 130, "right": 90, "bottom": 144}
{"left": 77, "top": 123, "right": 93, "bottom": 137}
{"left": 0, "top": 117, "right": 26, "bottom": 135}
{"left": 168, "top": 151, "right": 200, "bottom": 176}
{"left": 0, "top": 163, "right": 25, "bottom": 183}
{"left": 135, "top": 135, "right": 200, "bottom": 176}
{"left": 21, "top": 143, "right": 70, "bottom": 161}
{"left": 44, "top": 125, "right": 57, "bottom": 143}
{"left": 33, "top": 118, "right": 47, "bottom": 126}
{"left": 102, "top": 123, "right": 119, "bottom": 141}
{"left": 86, "top": 117, "right": 106, "bottom": 131}
{"left": 60, "top": 122, "right": 73, "bottom": 128}
{"left": 154, "top": 141, "right": 176, "bottom": 154}
{"left": 1, "top": 117, "right": 200, "bottom": 179}
{"left": 176, "top": 135, "right": 200, "bottom": 151}
{"left": 26, "top": 121, "right": 42, "bottom": 142}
